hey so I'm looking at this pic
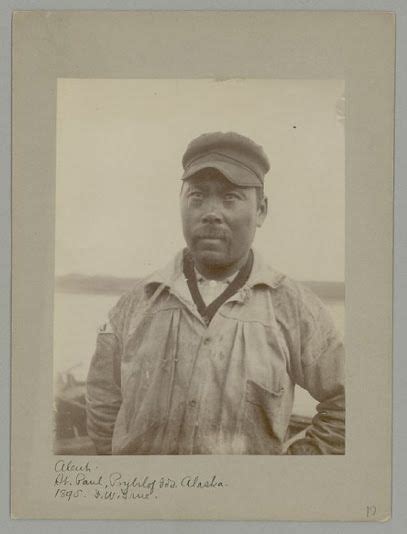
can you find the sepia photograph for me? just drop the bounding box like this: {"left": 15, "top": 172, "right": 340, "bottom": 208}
{"left": 53, "top": 78, "right": 345, "bottom": 456}
{"left": 11, "top": 10, "right": 393, "bottom": 520}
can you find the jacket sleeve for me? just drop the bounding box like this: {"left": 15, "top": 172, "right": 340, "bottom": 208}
{"left": 86, "top": 323, "right": 122, "bottom": 455}
{"left": 287, "top": 288, "right": 345, "bottom": 455}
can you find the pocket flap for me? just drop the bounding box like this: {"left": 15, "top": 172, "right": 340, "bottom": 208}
{"left": 246, "top": 379, "right": 284, "bottom": 406}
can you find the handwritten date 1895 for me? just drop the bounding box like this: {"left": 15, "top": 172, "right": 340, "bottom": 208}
{"left": 54, "top": 488, "right": 84, "bottom": 501}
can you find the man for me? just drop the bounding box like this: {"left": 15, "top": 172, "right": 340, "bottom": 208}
{"left": 86, "top": 131, "right": 345, "bottom": 455}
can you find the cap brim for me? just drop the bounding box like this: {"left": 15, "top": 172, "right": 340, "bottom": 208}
{"left": 181, "top": 158, "right": 262, "bottom": 187}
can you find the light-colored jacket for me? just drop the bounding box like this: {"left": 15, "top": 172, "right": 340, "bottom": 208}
{"left": 86, "top": 249, "right": 345, "bottom": 455}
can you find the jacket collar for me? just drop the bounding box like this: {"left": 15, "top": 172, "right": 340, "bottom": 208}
{"left": 143, "top": 248, "right": 285, "bottom": 295}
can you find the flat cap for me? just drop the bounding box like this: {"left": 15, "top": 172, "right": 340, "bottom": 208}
{"left": 181, "top": 131, "right": 270, "bottom": 187}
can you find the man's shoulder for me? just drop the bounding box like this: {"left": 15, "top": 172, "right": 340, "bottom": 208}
{"left": 252, "top": 251, "right": 321, "bottom": 303}
{"left": 111, "top": 271, "right": 167, "bottom": 309}
{"left": 114, "top": 275, "right": 150, "bottom": 304}
{"left": 276, "top": 274, "right": 321, "bottom": 302}
{"left": 105, "top": 271, "right": 168, "bottom": 336}
{"left": 260, "top": 265, "right": 329, "bottom": 318}
{"left": 108, "top": 252, "right": 183, "bottom": 315}
{"left": 262, "top": 271, "right": 338, "bottom": 343}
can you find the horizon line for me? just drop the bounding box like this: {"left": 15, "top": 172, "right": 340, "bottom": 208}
{"left": 55, "top": 273, "right": 345, "bottom": 300}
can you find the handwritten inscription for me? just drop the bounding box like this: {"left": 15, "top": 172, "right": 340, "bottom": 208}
{"left": 53, "top": 460, "right": 226, "bottom": 503}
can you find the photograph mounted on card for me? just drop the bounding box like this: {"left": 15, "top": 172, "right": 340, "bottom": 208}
{"left": 12, "top": 10, "right": 393, "bottom": 520}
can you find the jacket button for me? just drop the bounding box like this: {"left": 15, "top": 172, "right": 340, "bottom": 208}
{"left": 203, "top": 337, "right": 211, "bottom": 345}
{"left": 189, "top": 400, "right": 197, "bottom": 407}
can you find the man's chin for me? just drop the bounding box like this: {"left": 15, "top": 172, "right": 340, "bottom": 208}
{"left": 192, "top": 249, "right": 229, "bottom": 268}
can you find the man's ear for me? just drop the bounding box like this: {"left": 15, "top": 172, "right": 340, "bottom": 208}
{"left": 256, "top": 196, "right": 268, "bottom": 227}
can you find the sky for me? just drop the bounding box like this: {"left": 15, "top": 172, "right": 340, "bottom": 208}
{"left": 56, "top": 78, "right": 345, "bottom": 282}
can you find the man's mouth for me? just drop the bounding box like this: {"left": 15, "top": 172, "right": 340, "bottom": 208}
{"left": 191, "top": 228, "right": 229, "bottom": 250}
{"left": 195, "top": 229, "right": 227, "bottom": 240}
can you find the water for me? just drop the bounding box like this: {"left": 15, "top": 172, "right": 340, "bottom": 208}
{"left": 53, "top": 292, "right": 345, "bottom": 417}
{"left": 54, "top": 292, "right": 119, "bottom": 382}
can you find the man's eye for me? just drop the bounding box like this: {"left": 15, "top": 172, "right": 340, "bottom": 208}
{"left": 189, "top": 191, "right": 203, "bottom": 200}
{"left": 224, "top": 193, "right": 239, "bottom": 201}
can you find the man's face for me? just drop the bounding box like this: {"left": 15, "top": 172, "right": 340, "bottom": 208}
{"left": 180, "top": 170, "right": 267, "bottom": 275}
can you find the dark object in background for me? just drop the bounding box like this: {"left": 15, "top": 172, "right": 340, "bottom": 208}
{"left": 55, "top": 395, "right": 87, "bottom": 438}
{"left": 54, "top": 371, "right": 96, "bottom": 454}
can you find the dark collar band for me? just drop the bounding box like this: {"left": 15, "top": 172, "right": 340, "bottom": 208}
{"left": 183, "top": 248, "right": 254, "bottom": 325}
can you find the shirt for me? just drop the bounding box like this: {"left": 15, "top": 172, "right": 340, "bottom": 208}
{"left": 86, "top": 249, "right": 345, "bottom": 455}
{"left": 195, "top": 268, "right": 238, "bottom": 305}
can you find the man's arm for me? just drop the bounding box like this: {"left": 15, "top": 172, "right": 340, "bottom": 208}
{"left": 287, "top": 288, "right": 345, "bottom": 455}
{"left": 287, "top": 338, "right": 345, "bottom": 454}
{"left": 86, "top": 323, "right": 122, "bottom": 455}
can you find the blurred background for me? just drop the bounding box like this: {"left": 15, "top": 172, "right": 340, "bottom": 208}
{"left": 54, "top": 79, "right": 344, "bottom": 453}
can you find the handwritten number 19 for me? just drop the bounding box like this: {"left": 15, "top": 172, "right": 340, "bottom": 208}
{"left": 366, "top": 505, "right": 376, "bottom": 518}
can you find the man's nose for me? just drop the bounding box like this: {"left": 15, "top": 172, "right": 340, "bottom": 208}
{"left": 201, "top": 211, "right": 223, "bottom": 224}
{"left": 201, "top": 198, "right": 223, "bottom": 224}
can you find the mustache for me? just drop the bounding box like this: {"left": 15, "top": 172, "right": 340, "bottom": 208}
{"left": 193, "top": 227, "right": 229, "bottom": 239}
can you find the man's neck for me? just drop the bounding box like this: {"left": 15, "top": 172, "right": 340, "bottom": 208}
{"left": 193, "top": 251, "right": 251, "bottom": 281}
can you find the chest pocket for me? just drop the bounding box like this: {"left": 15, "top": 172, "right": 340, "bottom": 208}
{"left": 241, "top": 379, "right": 285, "bottom": 454}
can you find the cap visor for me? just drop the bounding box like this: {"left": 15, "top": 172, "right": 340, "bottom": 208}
{"left": 182, "top": 159, "right": 262, "bottom": 187}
